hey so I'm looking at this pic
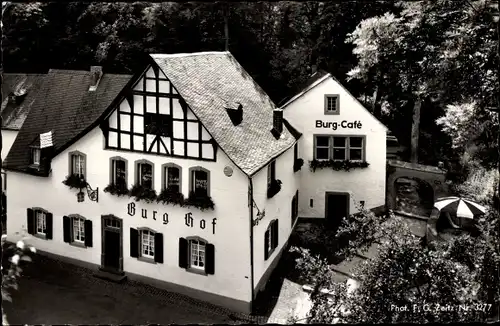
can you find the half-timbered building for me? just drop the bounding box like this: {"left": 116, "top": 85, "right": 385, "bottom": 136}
{"left": 4, "top": 52, "right": 302, "bottom": 313}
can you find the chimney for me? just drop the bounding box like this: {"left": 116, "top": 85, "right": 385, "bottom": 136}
{"left": 273, "top": 108, "right": 283, "bottom": 135}
{"left": 226, "top": 103, "right": 243, "bottom": 126}
{"left": 89, "top": 66, "right": 103, "bottom": 91}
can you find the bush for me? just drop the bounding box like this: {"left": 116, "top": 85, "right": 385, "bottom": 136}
{"left": 62, "top": 174, "right": 87, "bottom": 189}
{"left": 129, "top": 184, "right": 157, "bottom": 203}
{"left": 2, "top": 235, "right": 36, "bottom": 325}
{"left": 157, "top": 187, "right": 185, "bottom": 206}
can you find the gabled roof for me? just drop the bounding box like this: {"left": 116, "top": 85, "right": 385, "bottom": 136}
{"left": 279, "top": 70, "right": 388, "bottom": 132}
{"left": 4, "top": 69, "right": 131, "bottom": 174}
{"left": 278, "top": 70, "right": 330, "bottom": 108}
{"left": 150, "top": 52, "right": 296, "bottom": 176}
{"left": 1, "top": 73, "right": 46, "bottom": 130}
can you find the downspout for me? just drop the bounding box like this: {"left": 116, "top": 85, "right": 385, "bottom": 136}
{"left": 248, "top": 177, "right": 255, "bottom": 312}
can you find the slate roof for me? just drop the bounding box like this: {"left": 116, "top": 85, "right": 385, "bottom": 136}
{"left": 1, "top": 74, "right": 46, "bottom": 130}
{"left": 4, "top": 69, "right": 131, "bottom": 174}
{"left": 150, "top": 52, "right": 297, "bottom": 176}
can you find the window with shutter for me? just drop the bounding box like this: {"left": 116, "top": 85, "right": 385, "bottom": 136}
{"left": 141, "top": 229, "right": 155, "bottom": 258}
{"left": 264, "top": 219, "right": 279, "bottom": 260}
{"left": 154, "top": 233, "right": 163, "bottom": 264}
{"left": 130, "top": 228, "right": 139, "bottom": 258}
{"left": 179, "top": 237, "right": 189, "bottom": 268}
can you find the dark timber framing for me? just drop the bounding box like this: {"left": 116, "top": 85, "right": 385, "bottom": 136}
{"left": 104, "top": 64, "right": 216, "bottom": 162}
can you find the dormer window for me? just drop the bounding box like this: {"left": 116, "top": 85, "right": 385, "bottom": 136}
{"left": 324, "top": 95, "right": 340, "bottom": 115}
{"left": 30, "top": 147, "right": 41, "bottom": 165}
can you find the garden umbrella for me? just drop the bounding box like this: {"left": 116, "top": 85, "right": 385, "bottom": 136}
{"left": 433, "top": 196, "right": 486, "bottom": 219}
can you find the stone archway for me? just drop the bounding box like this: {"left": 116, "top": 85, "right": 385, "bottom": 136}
{"left": 387, "top": 160, "right": 448, "bottom": 215}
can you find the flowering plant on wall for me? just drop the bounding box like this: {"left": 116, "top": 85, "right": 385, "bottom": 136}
{"left": 185, "top": 191, "right": 215, "bottom": 211}
{"left": 267, "top": 179, "right": 282, "bottom": 198}
{"left": 62, "top": 174, "right": 87, "bottom": 189}
{"left": 157, "top": 187, "right": 185, "bottom": 206}
{"left": 309, "top": 159, "right": 369, "bottom": 172}
{"left": 129, "top": 184, "right": 158, "bottom": 203}
{"left": 103, "top": 182, "right": 129, "bottom": 197}
{"left": 294, "top": 158, "right": 304, "bottom": 172}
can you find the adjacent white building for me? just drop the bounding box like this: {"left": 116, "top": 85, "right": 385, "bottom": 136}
{"left": 281, "top": 70, "right": 387, "bottom": 225}
{"left": 4, "top": 55, "right": 387, "bottom": 313}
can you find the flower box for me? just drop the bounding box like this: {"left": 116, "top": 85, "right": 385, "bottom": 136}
{"left": 293, "top": 158, "right": 304, "bottom": 172}
{"left": 267, "top": 179, "right": 282, "bottom": 198}
{"left": 129, "top": 184, "right": 157, "bottom": 203}
{"left": 185, "top": 191, "right": 215, "bottom": 211}
{"left": 309, "top": 159, "right": 369, "bottom": 172}
{"left": 62, "top": 174, "right": 87, "bottom": 189}
{"left": 157, "top": 187, "right": 185, "bottom": 206}
{"left": 103, "top": 183, "right": 129, "bottom": 197}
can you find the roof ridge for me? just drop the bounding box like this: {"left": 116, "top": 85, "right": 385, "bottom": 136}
{"left": 150, "top": 51, "right": 230, "bottom": 59}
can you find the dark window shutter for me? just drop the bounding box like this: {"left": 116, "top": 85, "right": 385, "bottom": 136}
{"left": 130, "top": 228, "right": 139, "bottom": 258}
{"left": 272, "top": 219, "right": 279, "bottom": 249}
{"left": 154, "top": 233, "right": 164, "bottom": 263}
{"left": 179, "top": 237, "right": 188, "bottom": 268}
{"left": 264, "top": 230, "right": 270, "bottom": 260}
{"left": 45, "top": 213, "right": 53, "bottom": 239}
{"left": 205, "top": 243, "right": 215, "bottom": 275}
{"left": 63, "top": 216, "right": 71, "bottom": 243}
{"left": 84, "top": 220, "right": 93, "bottom": 247}
{"left": 27, "top": 208, "right": 35, "bottom": 235}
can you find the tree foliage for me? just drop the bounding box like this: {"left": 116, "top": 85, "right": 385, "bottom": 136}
{"left": 295, "top": 207, "right": 499, "bottom": 323}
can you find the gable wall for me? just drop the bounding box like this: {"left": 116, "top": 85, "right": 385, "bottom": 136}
{"left": 284, "top": 77, "right": 387, "bottom": 218}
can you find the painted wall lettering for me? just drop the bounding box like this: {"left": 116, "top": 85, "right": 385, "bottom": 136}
{"left": 127, "top": 202, "right": 136, "bottom": 216}
{"left": 185, "top": 212, "right": 194, "bottom": 227}
{"left": 315, "top": 120, "right": 362, "bottom": 130}
{"left": 125, "top": 202, "right": 216, "bottom": 233}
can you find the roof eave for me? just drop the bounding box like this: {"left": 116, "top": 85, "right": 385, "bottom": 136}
{"left": 279, "top": 73, "right": 331, "bottom": 110}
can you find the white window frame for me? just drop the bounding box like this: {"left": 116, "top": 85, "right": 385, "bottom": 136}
{"left": 348, "top": 137, "right": 364, "bottom": 161}
{"left": 69, "top": 151, "right": 86, "bottom": 178}
{"left": 72, "top": 216, "right": 86, "bottom": 243}
{"left": 31, "top": 147, "right": 41, "bottom": 165}
{"left": 189, "top": 239, "right": 206, "bottom": 270}
{"left": 324, "top": 94, "right": 340, "bottom": 115}
{"left": 314, "top": 135, "right": 365, "bottom": 161}
{"left": 332, "top": 136, "right": 347, "bottom": 161}
{"left": 141, "top": 229, "right": 155, "bottom": 259}
{"left": 35, "top": 210, "right": 47, "bottom": 235}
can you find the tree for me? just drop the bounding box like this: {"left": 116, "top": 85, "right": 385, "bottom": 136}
{"left": 294, "top": 206, "right": 499, "bottom": 323}
{"left": 347, "top": 0, "right": 498, "bottom": 166}
{"left": 1, "top": 236, "right": 36, "bottom": 325}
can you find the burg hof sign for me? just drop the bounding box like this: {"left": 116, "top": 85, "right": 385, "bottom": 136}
{"left": 127, "top": 202, "right": 217, "bottom": 234}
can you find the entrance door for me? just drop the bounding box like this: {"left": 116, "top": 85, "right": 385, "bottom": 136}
{"left": 104, "top": 230, "right": 120, "bottom": 270}
{"left": 101, "top": 215, "right": 123, "bottom": 273}
{"left": 325, "top": 193, "right": 350, "bottom": 229}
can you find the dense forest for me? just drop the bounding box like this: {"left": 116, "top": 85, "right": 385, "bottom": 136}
{"left": 2, "top": 1, "right": 499, "bottom": 179}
